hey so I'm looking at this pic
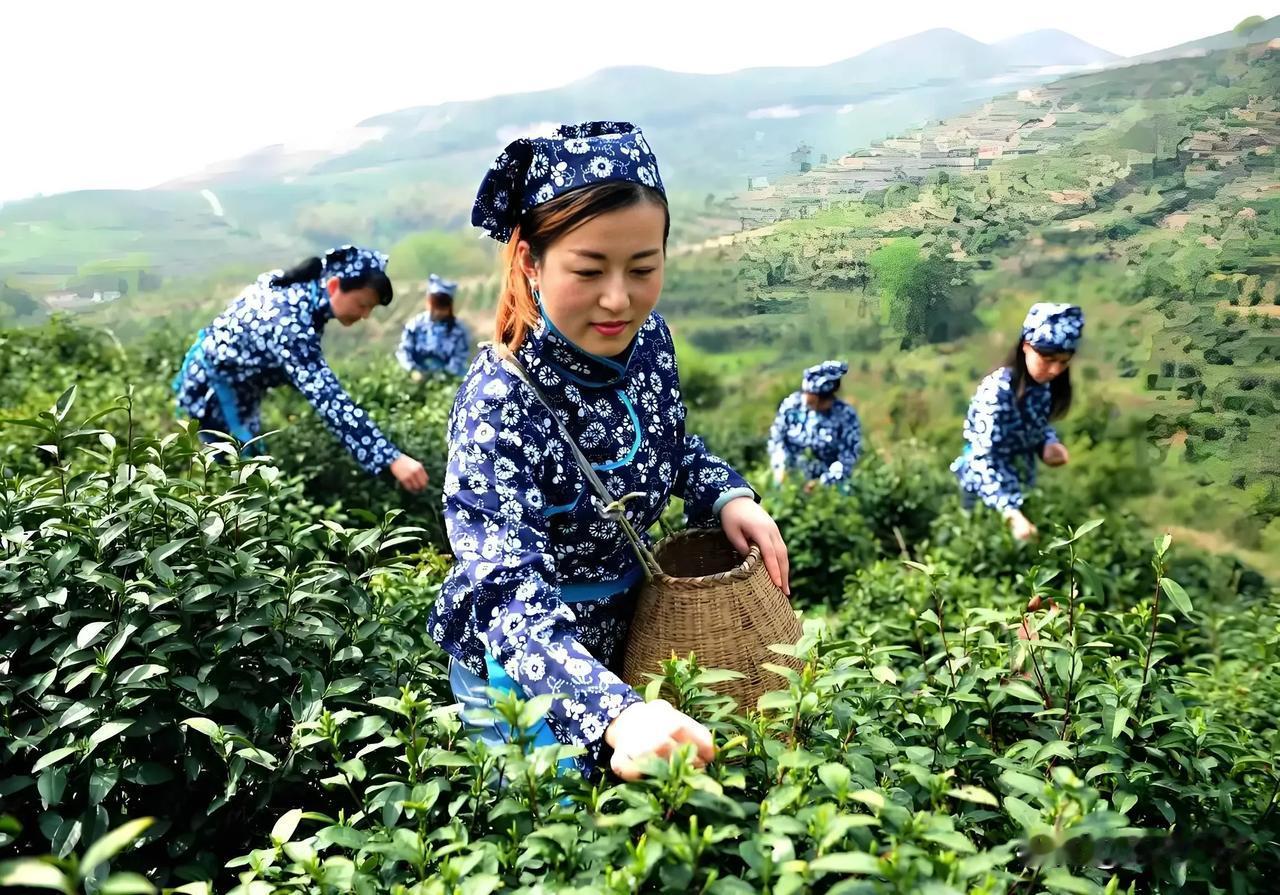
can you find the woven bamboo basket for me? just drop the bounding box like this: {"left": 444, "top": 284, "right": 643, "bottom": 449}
{"left": 623, "top": 528, "right": 803, "bottom": 710}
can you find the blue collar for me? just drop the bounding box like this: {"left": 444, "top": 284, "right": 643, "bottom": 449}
{"left": 522, "top": 295, "right": 641, "bottom": 388}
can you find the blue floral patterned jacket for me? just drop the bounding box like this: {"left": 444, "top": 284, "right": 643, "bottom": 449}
{"left": 174, "top": 272, "right": 401, "bottom": 473}
{"left": 767, "top": 393, "right": 863, "bottom": 486}
{"left": 396, "top": 313, "right": 471, "bottom": 377}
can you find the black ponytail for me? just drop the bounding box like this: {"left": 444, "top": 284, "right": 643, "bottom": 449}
{"left": 271, "top": 256, "right": 394, "bottom": 306}
{"left": 272, "top": 257, "right": 324, "bottom": 287}
{"left": 1003, "top": 338, "right": 1073, "bottom": 420}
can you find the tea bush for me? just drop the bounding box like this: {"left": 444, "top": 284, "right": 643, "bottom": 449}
{"left": 264, "top": 365, "right": 456, "bottom": 545}
{"left": 2, "top": 318, "right": 1278, "bottom": 894}
{"left": 0, "top": 317, "right": 452, "bottom": 542}
{"left": 0, "top": 389, "right": 450, "bottom": 883}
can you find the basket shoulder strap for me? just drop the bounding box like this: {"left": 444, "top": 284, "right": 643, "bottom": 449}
{"left": 484, "top": 341, "right": 664, "bottom": 579}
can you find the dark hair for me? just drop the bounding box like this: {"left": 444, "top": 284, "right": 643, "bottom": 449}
{"left": 496, "top": 181, "right": 670, "bottom": 349}
{"left": 428, "top": 291, "right": 457, "bottom": 327}
{"left": 272, "top": 256, "right": 394, "bottom": 305}
{"left": 1004, "top": 338, "right": 1073, "bottom": 420}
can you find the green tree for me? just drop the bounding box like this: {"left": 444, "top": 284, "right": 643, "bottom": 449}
{"left": 1234, "top": 14, "right": 1266, "bottom": 36}
{"left": 0, "top": 282, "right": 39, "bottom": 319}
{"left": 1179, "top": 379, "right": 1208, "bottom": 410}
{"left": 868, "top": 239, "right": 960, "bottom": 348}
{"left": 884, "top": 182, "right": 920, "bottom": 209}
{"left": 1171, "top": 242, "right": 1220, "bottom": 301}
{"left": 386, "top": 230, "right": 494, "bottom": 283}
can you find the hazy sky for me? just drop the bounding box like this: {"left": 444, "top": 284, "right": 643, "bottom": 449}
{"left": 1, "top": 0, "right": 1273, "bottom": 201}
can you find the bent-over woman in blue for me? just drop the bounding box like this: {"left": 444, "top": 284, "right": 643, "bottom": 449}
{"left": 951, "top": 302, "right": 1084, "bottom": 540}
{"left": 173, "top": 246, "right": 429, "bottom": 492}
{"left": 768, "top": 360, "right": 863, "bottom": 492}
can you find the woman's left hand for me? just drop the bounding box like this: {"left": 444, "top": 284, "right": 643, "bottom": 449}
{"left": 720, "top": 497, "right": 790, "bottom": 597}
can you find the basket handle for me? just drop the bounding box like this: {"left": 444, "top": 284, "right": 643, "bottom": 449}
{"left": 486, "top": 342, "right": 665, "bottom": 580}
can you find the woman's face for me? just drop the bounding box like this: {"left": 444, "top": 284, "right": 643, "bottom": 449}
{"left": 1022, "top": 341, "right": 1073, "bottom": 384}
{"left": 428, "top": 295, "right": 454, "bottom": 322}
{"left": 804, "top": 392, "right": 836, "bottom": 412}
{"left": 328, "top": 278, "right": 381, "bottom": 326}
{"left": 518, "top": 200, "right": 666, "bottom": 357}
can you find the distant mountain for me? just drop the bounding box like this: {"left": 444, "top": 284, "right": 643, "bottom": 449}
{"left": 995, "top": 29, "right": 1120, "bottom": 68}
{"left": 0, "top": 25, "right": 1151, "bottom": 287}
{"left": 178, "top": 28, "right": 1107, "bottom": 191}
{"left": 1132, "top": 13, "right": 1280, "bottom": 62}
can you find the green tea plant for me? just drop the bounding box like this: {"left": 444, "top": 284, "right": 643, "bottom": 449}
{"left": 2, "top": 320, "right": 1277, "bottom": 894}
{"left": 0, "top": 388, "right": 447, "bottom": 883}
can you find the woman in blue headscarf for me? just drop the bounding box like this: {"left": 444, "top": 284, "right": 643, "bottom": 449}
{"left": 768, "top": 360, "right": 863, "bottom": 493}
{"left": 430, "top": 121, "right": 791, "bottom": 782}
{"left": 951, "top": 302, "right": 1085, "bottom": 540}
{"left": 397, "top": 273, "right": 472, "bottom": 379}
{"left": 173, "top": 245, "right": 429, "bottom": 492}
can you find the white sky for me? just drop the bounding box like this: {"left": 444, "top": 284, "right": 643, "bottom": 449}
{"left": 1, "top": 0, "right": 1273, "bottom": 202}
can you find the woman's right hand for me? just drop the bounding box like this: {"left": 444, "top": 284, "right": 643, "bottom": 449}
{"left": 605, "top": 699, "right": 715, "bottom": 781}
{"left": 1042, "top": 443, "right": 1069, "bottom": 467}
{"left": 390, "top": 454, "right": 429, "bottom": 493}
{"left": 1004, "top": 508, "right": 1037, "bottom": 542}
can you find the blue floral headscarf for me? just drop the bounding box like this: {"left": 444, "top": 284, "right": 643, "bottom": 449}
{"left": 802, "top": 360, "right": 848, "bottom": 396}
{"left": 321, "top": 245, "right": 388, "bottom": 281}
{"left": 472, "top": 121, "right": 666, "bottom": 243}
{"left": 1022, "top": 303, "right": 1085, "bottom": 353}
{"left": 427, "top": 273, "right": 458, "bottom": 298}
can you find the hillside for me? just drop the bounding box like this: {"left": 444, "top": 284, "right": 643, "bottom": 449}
{"left": 38, "top": 36, "right": 1280, "bottom": 562}
{"left": 0, "top": 27, "right": 1118, "bottom": 297}
{"left": 5, "top": 28, "right": 1278, "bottom": 559}
{"left": 1132, "top": 12, "right": 1280, "bottom": 62}
{"left": 994, "top": 29, "right": 1122, "bottom": 67}
{"left": 683, "top": 40, "right": 1280, "bottom": 554}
